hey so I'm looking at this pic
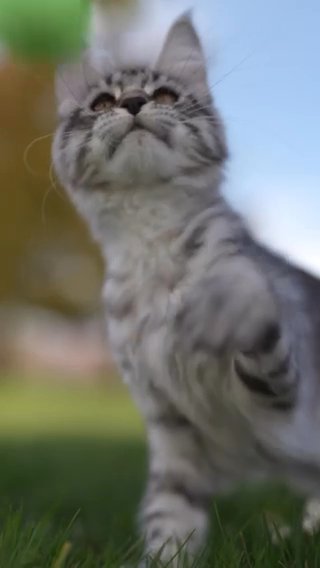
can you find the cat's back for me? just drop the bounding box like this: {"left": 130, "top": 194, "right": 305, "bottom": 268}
{"left": 250, "top": 240, "right": 320, "bottom": 426}
{"left": 252, "top": 241, "right": 320, "bottom": 365}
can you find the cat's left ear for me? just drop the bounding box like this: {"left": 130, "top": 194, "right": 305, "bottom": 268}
{"left": 156, "top": 13, "right": 210, "bottom": 100}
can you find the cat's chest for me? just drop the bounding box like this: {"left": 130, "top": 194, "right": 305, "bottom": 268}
{"left": 103, "top": 250, "right": 267, "bottom": 475}
{"left": 104, "top": 253, "right": 184, "bottom": 375}
{"left": 104, "top": 254, "right": 233, "bottom": 424}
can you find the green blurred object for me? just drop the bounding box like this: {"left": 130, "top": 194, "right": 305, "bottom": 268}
{"left": 0, "top": 0, "right": 90, "bottom": 60}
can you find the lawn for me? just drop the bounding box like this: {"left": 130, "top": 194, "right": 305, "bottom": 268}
{"left": 0, "top": 376, "right": 318, "bottom": 567}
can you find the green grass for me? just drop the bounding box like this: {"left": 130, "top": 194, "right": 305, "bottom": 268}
{"left": 0, "top": 377, "right": 318, "bottom": 567}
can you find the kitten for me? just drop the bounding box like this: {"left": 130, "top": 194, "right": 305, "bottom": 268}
{"left": 53, "top": 14, "right": 320, "bottom": 564}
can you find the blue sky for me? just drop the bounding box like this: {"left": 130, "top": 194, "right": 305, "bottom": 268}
{"left": 191, "top": 0, "right": 320, "bottom": 274}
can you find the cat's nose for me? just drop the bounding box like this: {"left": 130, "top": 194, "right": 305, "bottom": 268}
{"left": 120, "top": 94, "right": 148, "bottom": 116}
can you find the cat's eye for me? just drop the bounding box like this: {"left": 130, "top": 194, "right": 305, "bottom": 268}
{"left": 152, "top": 87, "right": 178, "bottom": 106}
{"left": 91, "top": 93, "right": 116, "bottom": 112}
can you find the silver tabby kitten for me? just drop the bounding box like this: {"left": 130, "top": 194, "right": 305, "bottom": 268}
{"left": 53, "top": 14, "right": 320, "bottom": 564}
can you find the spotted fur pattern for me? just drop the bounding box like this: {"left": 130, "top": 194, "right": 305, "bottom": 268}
{"left": 53, "top": 15, "right": 320, "bottom": 564}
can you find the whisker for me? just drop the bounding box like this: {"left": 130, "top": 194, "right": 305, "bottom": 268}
{"left": 41, "top": 163, "right": 67, "bottom": 225}
{"left": 49, "top": 162, "right": 66, "bottom": 199}
{"left": 180, "top": 105, "right": 216, "bottom": 117}
{"left": 40, "top": 184, "right": 54, "bottom": 225}
{"left": 23, "top": 133, "right": 54, "bottom": 176}
{"left": 211, "top": 51, "right": 256, "bottom": 89}
{"left": 181, "top": 103, "right": 213, "bottom": 113}
{"left": 180, "top": 118, "right": 224, "bottom": 128}
{"left": 180, "top": 98, "right": 215, "bottom": 112}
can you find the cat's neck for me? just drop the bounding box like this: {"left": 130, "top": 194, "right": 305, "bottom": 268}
{"left": 79, "top": 169, "right": 224, "bottom": 263}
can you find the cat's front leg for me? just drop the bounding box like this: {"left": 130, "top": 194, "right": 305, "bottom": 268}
{"left": 178, "top": 254, "right": 298, "bottom": 409}
{"left": 178, "top": 253, "right": 278, "bottom": 354}
{"left": 139, "top": 409, "right": 213, "bottom": 565}
{"left": 232, "top": 328, "right": 298, "bottom": 411}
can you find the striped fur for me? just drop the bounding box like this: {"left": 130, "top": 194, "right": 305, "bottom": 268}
{"left": 53, "top": 14, "right": 320, "bottom": 564}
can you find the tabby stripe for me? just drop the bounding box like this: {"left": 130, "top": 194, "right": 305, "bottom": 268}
{"left": 268, "top": 356, "right": 290, "bottom": 379}
{"left": 152, "top": 413, "right": 193, "bottom": 430}
{"left": 147, "top": 527, "right": 163, "bottom": 543}
{"left": 107, "top": 298, "right": 134, "bottom": 320}
{"left": 243, "top": 324, "right": 280, "bottom": 355}
{"left": 257, "top": 324, "right": 280, "bottom": 353}
{"left": 75, "top": 131, "right": 92, "bottom": 176}
{"left": 240, "top": 353, "right": 291, "bottom": 382}
{"left": 147, "top": 475, "right": 211, "bottom": 510}
{"left": 271, "top": 399, "right": 295, "bottom": 411}
{"left": 186, "top": 123, "right": 215, "bottom": 163}
{"left": 234, "top": 359, "right": 276, "bottom": 397}
{"left": 183, "top": 223, "right": 205, "bottom": 255}
{"left": 63, "top": 113, "right": 94, "bottom": 149}
{"left": 61, "top": 109, "right": 82, "bottom": 148}
{"left": 142, "top": 510, "right": 171, "bottom": 527}
{"left": 181, "top": 95, "right": 213, "bottom": 119}
{"left": 108, "top": 135, "right": 122, "bottom": 159}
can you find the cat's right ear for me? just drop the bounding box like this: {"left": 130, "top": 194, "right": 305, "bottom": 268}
{"left": 55, "top": 53, "right": 102, "bottom": 118}
{"left": 56, "top": 45, "right": 117, "bottom": 118}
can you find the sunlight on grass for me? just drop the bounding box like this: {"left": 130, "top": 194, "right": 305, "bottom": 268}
{"left": 0, "top": 376, "right": 143, "bottom": 439}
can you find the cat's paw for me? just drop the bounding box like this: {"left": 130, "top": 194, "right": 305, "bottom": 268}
{"left": 265, "top": 499, "right": 320, "bottom": 547}
{"left": 302, "top": 498, "right": 320, "bottom": 535}
{"left": 265, "top": 512, "right": 292, "bottom": 545}
{"left": 177, "top": 256, "right": 279, "bottom": 355}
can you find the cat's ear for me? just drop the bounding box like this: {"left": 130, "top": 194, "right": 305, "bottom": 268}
{"left": 55, "top": 53, "right": 100, "bottom": 116}
{"left": 156, "top": 13, "right": 209, "bottom": 100}
{"left": 55, "top": 49, "right": 114, "bottom": 117}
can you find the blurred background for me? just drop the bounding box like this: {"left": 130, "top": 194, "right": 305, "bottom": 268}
{"left": 0, "top": 0, "right": 318, "bottom": 563}
{"left": 0, "top": 60, "right": 109, "bottom": 381}
{"left": 0, "top": 0, "right": 319, "bottom": 384}
{"left": 0, "top": 0, "right": 319, "bottom": 382}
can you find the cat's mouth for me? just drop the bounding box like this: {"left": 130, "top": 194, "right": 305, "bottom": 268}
{"left": 131, "top": 123, "right": 144, "bottom": 131}
{"left": 123, "top": 118, "right": 171, "bottom": 148}
{"left": 109, "top": 117, "right": 172, "bottom": 159}
{"left": 121, "top": 123, "right": 150, "bottom": 145}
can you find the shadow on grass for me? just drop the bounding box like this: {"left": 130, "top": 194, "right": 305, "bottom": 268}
{"left": 0, "top": 436, "right": 146, "bottom": 552}
{"left": 0, "top": 434, "right": 317, "bottom": 567}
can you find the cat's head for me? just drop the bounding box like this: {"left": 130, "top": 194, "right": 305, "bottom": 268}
{"left": 53, "top": 14, "right": 228, "bottom": 194}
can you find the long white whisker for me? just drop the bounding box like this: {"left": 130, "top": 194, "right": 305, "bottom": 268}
{"left": 211, "top": 51, "right": 256, "bottom": 89}
{"left": 41, "top": 185, "right": 54, "bottom": 225}
{"left": 23, "top": 133, "right": 54, "bottom": 176}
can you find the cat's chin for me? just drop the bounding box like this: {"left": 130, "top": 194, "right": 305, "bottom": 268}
{"left": 107, "top": 129, "right": 179, "bottom": 185}
{"left": 122, "top": 127, "right": 153, "bottom": 146}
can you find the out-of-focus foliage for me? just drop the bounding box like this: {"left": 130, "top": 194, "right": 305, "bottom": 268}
{"left": 0, "top": 61, "right": 103, "bottom": 315}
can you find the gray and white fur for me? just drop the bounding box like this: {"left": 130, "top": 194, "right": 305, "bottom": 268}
{"left": 53, "top": 14, "right": 320, "bottom": 564}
